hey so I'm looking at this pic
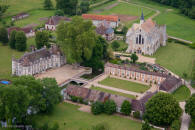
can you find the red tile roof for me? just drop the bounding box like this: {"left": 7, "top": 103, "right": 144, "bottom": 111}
{"left": 82, "top": 14, "right": 118, "bottom": 22}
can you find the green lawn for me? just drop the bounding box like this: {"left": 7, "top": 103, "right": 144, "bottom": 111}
{"left": 35, "top": 102, "right": 144, "bottom": 130}
{"left": 91, "top": 86, "right": 136, "bottom": 99}
{"left": 0, "top": 44, "right": 24, "bottom": 79}
{"left": 153, "top": 42, "right": 195, "bottom": 79}
{"left": 126, "top": 0, "right": 195, "bottom": 42}
{"left": 172, "top": 85, "right": 191, "bottom": 102}
{"left": 99, "top": 77, "right": 150, "bottom": 93}
{"left": 1, "top": 0, "right": 56, "bottom": 17}
{"left": 14, "top": 9, "right": 55, "bottom": 28}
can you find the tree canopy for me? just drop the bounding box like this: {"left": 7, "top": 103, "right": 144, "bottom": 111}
{"left": 144, "top": 93, "right": 182, "bottom": 126}
{"left": 9, "top": 30, "right": 17, "bottom": 49}
{"left": 15, "top": 31, "right": 27, "bottom": 51}
{"left": 56, "top": 0, "right": 78, "bottom": 15}
{"left": 185, "top": 94, "right": 195, "bottom": 123}
{"left": 130, "top": 53, "right": 138, "bottom": 63}
{"left": 57, "top": 16, "right": 96, "bottom": 64}
{"left": 120, "top": 100, "right": 131, "bottom": 115}
{"left": 0, "top": 26, "right": 8, "bottom": 45}
{"left": 44, "top": 0, "right": 53, "bottom": 10}
{"left": 35, "top": 31, "right": 49, "bottom": 49}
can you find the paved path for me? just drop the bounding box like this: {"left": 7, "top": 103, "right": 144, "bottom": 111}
{"left": 168, "top": 36, "right": 193, "bottom": 44}
{"left": 180, "top": 102, "right": 191, "bottom": 130}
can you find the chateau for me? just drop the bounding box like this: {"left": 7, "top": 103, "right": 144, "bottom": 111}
{"left": 126, "top": 11, "right": 167, "bottom": 55}
{"left": 12, "top": 45, "right": 66, "bottom": 76}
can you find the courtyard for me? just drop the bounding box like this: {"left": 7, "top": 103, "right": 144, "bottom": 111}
{"left": 35, "top": 65, "right": 87, "bottom": 85}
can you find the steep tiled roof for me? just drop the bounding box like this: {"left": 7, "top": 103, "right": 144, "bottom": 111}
{"left": 7, "top": 27, "right": 34, "bottom": 35}
{"left": 160, "top": 76, "right": 182, "bottom": 92}
{"left": 46, "top": 16, "right": 71, "bottom": 25}
{"left": 15, "top": 45, "right": 63, "bottom": 66}
{"left": 65, "top": 85, "right": 133, "bottom": 108}
{"left": 105, "top": 62, "right": 167, "bottom": 77}
{"left": 141, "top": 18, "right": 156, "bottom": 32}
{"left": 82, "top": 14, "right": 118, "bottom": 22}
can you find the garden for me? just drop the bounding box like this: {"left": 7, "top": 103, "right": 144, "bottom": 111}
{"left": 99, "top": 77, "right": 150, "bottom": 93}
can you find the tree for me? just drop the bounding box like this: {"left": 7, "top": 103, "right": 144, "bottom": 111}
{"left": 55, "top": 10, "right": 64, "bottom": 16}
{"left": 120, "top": 100, "right": 131, "bottom": 115}
{"left": 141, "top": 121, "right": 152, "bottom": 130}
{"left": 91, "top": 123, "right": 109, "bottom": 130}
{"left": 144, "top": 93, "right": 182, "bottom": 126}
{"left": 104, "top": 100, "right": 116, "bottom": 115}
{"left": 185, "top": 94, "right": 195, "bottom": 123}
{"left": 0, "top": 26, "right": 8, "bottom": 45}
{"left": 111, "top": 41, "right": 120, "bottom": 51}
{"left": 35, "top": 31, "right": 49, "bottom": 49}
{"left": 9, "top": 30, "right": 17, "bottom": 49}
{"left": 80, "top": 1, "right": 90, "bottom": 13}
{"left": 130, "top": 53, "right": 138, "bottom": 63}
{"left": 91, "top": 101, "right": 104, "bottom": 115}
{"left": 56, "top": 0, "right": 78, "bottom": 15}
{"left": 44, "top": 0, "right": 53, "bottom": 10}
{"left": 15, "top": 31, "right": 27, "bottom": 51}
{"left": 0, "top": 5, "right": 8, "bottom": 20}
{"left": 0, "top": 86, "right": 30, "bottom": 126}
{"left": 56, "top": 16, "right": 96, "bottom": 64}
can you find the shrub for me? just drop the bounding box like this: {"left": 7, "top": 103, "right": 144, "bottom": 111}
{"left": 70, "top": 96, "right": 78, "bottom": 102}
{"left": 170, "top": 120, "right": 181, "bottom": 130}
{"left": 91, "top": 101, "right": 104, "bottom": 115}
{"left": 104, "top": 100, "right": 117, "bottom": 115}
{"left": 111, "top": 41, "right": 120, "bottom": 51}
{"left": 120, "top": 100, "right": 131, "bottom": 115}
{"left": 141, "top": 121, "right": 152, "bottom": 130}
{"left": 78, "top": 97, "right": 83, "bottom": 104}
{"left": 91, "top": 123, "right": 109, "bottom": 130}
{"left": 133, "top": 111, "right": 140, "bottom": 119}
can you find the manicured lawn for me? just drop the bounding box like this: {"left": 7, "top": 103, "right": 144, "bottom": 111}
{"left": 35, "top": 102, "right": 144, "bottom": 130}
{"left": 0, "top": 44, "right": 24, "bottom": 79}
{"left": 172, "top": 85, "right": 191, "bottom": 102}
{"left": 99, "top": 77, "right": 150, "bottom": 93}
{"left": 127, "top": 0, "right": 195, "bottom": 42}
{"left": 91, "top": 86, "right": 136, "bottom": 99}
{"left": 153, "top": 42, "right": 195, "bottom": 79}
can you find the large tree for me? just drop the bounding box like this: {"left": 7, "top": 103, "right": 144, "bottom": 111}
{"left": 185, "top": 94, "right": 195, "bottom": 123}
{"left": 120, "top": 100, "right": 131, "bottom": 115}
{"left": 44, "top": 0, "right": 53, "bottom": 10}
{"left": 9, "top": 30, "right": 17, "bottom": 49}
{"left": 80, "top": 1, "right": 90, "bottom": 13}
{"left": 35, "top": 31, "right": 49, "bottom": 49}
{"left": 15, "top": 31, "right": 27, "bottom": 51}
{"left": 0, "top": 5, "right": 8, "bottom": 20}
{"left": 0, "top": 26, "right": 8, "bottom": 45}
{"left": 130, "top": 53, "right": 138, "bottom": 63}
{"left": 144, "top": 93, "right": 182, "bottom": 126}
{"left": 0, "top": 86, "right": 30, "bottom": 126}
{"left": 56, "top": 0, "right": 78, "bottom": 15}
{"left": 56, "top": 16, "right": 96, "bottom": 64}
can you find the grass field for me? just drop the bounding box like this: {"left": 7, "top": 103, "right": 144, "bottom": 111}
{"left": 172, "top": 85, "right": 191, "bottom": 102}
{"left": 35, "top": 102, "right": 145, "bottom": 130}
{"left": 0, "top": 44, "right": 24, "bottom": 79}
{"left": 1, "top": 0, "right": 56, "bottom": 17}
{"left": 153, "top": 42, "right": 195, "bottom": 79}
{"left": 127, "top": 0, "right": 195, "bottom": 42}
{"left": 91, "top": 86, "right": 136, "bottom": 99}
{"left": 99, "top": 77, "right": 150, "bottom": 93}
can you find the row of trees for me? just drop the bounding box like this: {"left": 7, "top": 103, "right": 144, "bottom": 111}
{"left": 44, "top": 0, "right": 90, "bottom": 15}
{"left": 56, "top": 16, "right": 111, "bottom": 74}
{"left": 150, "top": 0, "right": 195, "bottom": 19}
{"left": 0, "top": 76, "right": 62, "bottom": 127}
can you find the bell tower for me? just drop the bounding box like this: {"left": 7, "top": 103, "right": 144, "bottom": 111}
{"left": 140, "top": 9, "right": 145, "bottom": 24}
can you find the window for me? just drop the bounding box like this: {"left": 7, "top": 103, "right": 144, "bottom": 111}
{"left": 142, "top": 38, "right": 144, "bottom": 44}
{"left": 136, "top": 37, "right": 138, "bottom": 44}
{"left": 139, "top": 34, "right": 141, "bottom": 44}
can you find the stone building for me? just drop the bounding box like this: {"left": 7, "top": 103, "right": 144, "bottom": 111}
{"left": 126, "top": 11, "right": 167, "bottom": 55}
{"left": 12, "top": 45, "right": 66, "bottom": 76}
{"left": 45, "top": 16, "right": 71, "bottom": 31}
{"left": 105, "top": 62, "right": 182, "bottom": 93}
{"left": 12, "top": 13, "right": 29, "bottom": 21}
{"left": 82, "top": 14, "right": 119, "bottom": 28}
{"left": 96, "top": 21, "right": 115, "bottom": 41}
{"left": 7, "top": 27, "right": 35, "bottom": 38}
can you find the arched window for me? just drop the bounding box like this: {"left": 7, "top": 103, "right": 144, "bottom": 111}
{"left": 136, "top": 37, "right": 138, "bottom": 44}
{"left": 139, "top": 34, "right": 141, "bottom": 44}
{"left": 142, "top": 38, "right": 144, "bottom": 44}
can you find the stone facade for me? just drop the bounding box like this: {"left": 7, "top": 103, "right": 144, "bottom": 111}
{"left": 126, "top": 11, "right": 167, "bottom": 55}
{"left": 12, "top": 45, "right": 66, "bottom": 76}
{"left": 82, "top": 14, "right": 119, "bottom": 28}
